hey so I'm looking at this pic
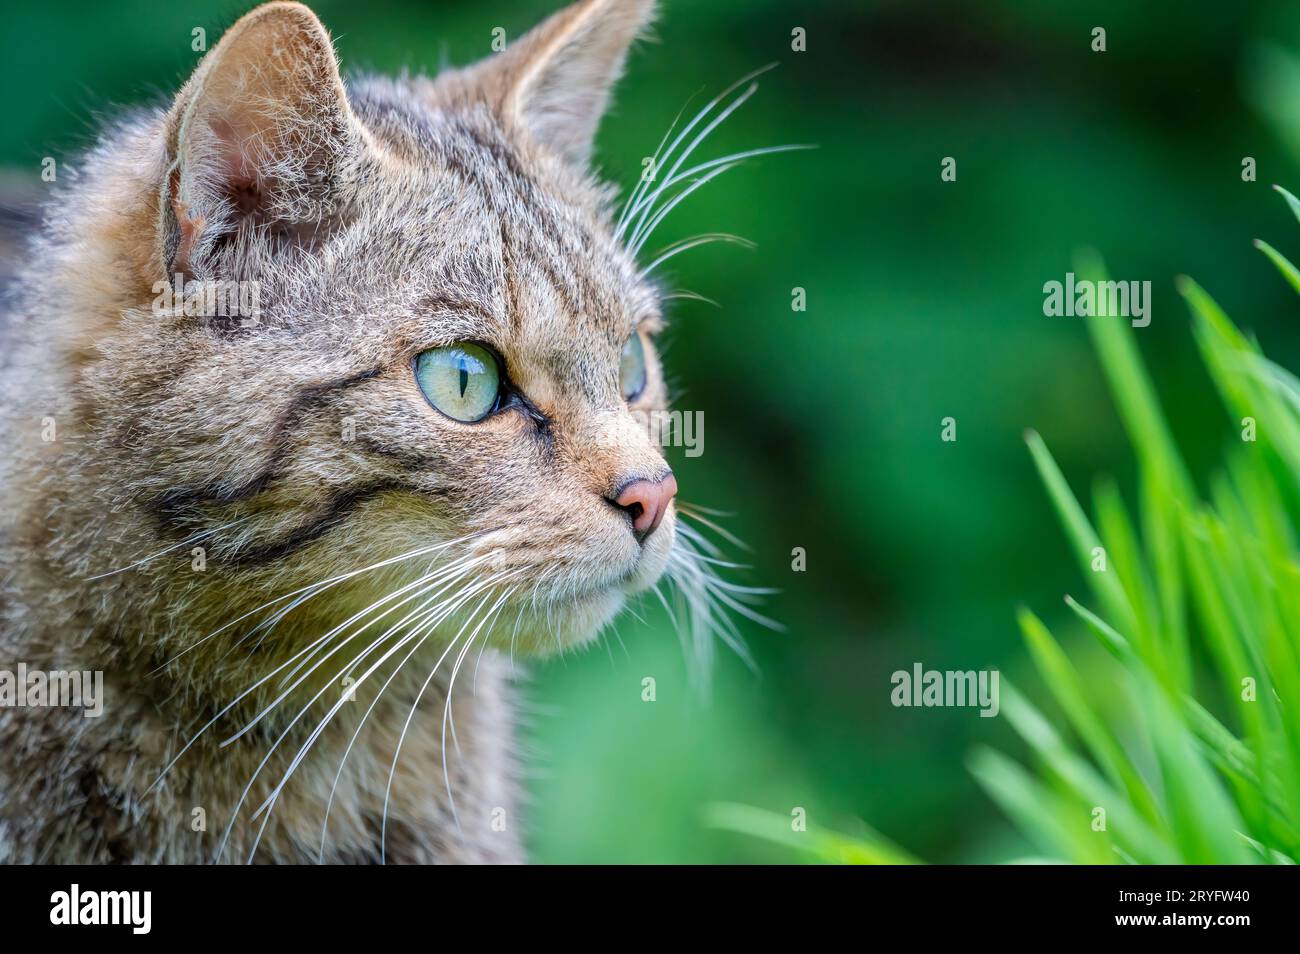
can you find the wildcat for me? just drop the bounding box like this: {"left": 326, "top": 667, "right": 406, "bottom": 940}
{"left": 0, "top": 0, "right": 764, "bottom": 863}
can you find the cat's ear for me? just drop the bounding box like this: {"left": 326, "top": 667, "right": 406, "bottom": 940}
{"left": 480, "top": 0, "right": 656, "bottom": 168}
{"left": 160, "top": 2, "right": 368, "bottom": 274}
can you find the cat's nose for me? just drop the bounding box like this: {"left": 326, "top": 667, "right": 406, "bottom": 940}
{"left": 608, "top": 473, "right": 678, "bottom": 542}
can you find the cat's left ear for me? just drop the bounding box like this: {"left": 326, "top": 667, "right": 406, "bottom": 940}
{"left": 480, "top": 0, "right": 656, "bottom": 168}
{"left": 160, "top": 2, "right": 371, "bottom": 275}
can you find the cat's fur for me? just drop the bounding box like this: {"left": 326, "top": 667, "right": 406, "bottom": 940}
{"left": 0, "top": 0, "right": 678, "bottom": 863}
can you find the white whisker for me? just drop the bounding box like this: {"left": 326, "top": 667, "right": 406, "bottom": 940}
{"left": 630, "top": 160, "right": 743, "bottom": 254}
{"left": 86, "top": 518, "right": 249, "bottom": 581}
{"left": 616, "top": 62, "right": 778, "bottom": 243}
{"left": 379, "top": 578, "right": 518, "bottom": 862}
{"left": 152, "top": 532, "right": 485, "bottom": 673}
{"left": 639, "top": 232, "right": 755, "bottom": 277}
{"left": 615, "top": 95, "right": 694, "bottom": 233}
{"left": 661, "top": 289, "right": 721, "bottom": 307}
{"left": 222, "top": 554, "right": 492, "bottom": 745}
{"left": 144, "top": 553, "right": 478, "bottom": 799}
{"left": 662, "top": 508, "right": 784, "bottom": 688}
{"left": 224, "top": 562, "right": 502, "bottom": 862}
{"left": 436, "top": 586, "right": 516, "bottom": 833}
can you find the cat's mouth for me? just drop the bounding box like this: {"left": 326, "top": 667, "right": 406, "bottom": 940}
{"left": 490, "top": 519, "right": 676, "bottom": 651}
{"left": 552, "top": 543, "right": 670, "bottom": 602}
{"left": 610, "top": 519, "right": 677, "bottom": 593}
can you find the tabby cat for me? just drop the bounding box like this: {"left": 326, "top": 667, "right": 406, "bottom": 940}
{"left": 0, "top": 0, "right": 765, "bottom": 863}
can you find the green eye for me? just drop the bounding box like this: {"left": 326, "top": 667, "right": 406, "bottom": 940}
{"left": 415, "top": 343, "right": 501, "bottom": 423}
{"left": 620, "top": 332, "right": 647, "bottom": 402}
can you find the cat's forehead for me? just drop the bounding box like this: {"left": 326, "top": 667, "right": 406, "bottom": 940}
{"left": 337, "top": 81, "right": 658, "bottom": 357}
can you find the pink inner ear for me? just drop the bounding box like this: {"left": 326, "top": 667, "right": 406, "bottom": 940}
{"left": 209, "top": 117, "right": 264, "bottom": 217}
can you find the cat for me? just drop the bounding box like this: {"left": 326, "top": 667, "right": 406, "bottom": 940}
{"left": 0, "top": 0, "right": 765, "bottom": 863}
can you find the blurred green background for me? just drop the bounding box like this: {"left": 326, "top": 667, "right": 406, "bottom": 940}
{"left": 7, "top": 0, "right": 1300, "bottom": 862}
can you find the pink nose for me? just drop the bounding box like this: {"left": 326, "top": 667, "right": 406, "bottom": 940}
{"left": 610, "top": 473, "right": 678, "bottom": 541}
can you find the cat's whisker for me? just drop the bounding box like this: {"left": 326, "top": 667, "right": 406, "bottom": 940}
{"left": 434, "top": 586, "right": 517, "bottom": 839}
{"left": 277, "top": 582, "right": 484, "bottom": 863}
{"left": 85, "top": 518, "right": 250, "bottom": 581}
{"left": 625, "top": 79, "right": 761, "bottom": 247}
{"left": 616, "top": 62, "right": 778, "bottom": 242}
{"left": 603, "top": 610, "right": 633, "bottom": 667}
{"left": 224, "top": 554, "right": 493, "bottom": 746}
{"left": 675, "top": 502, "right": 737, "bottom": 518}
{"left": 626, "top": 144, "right": 815, "bottom": 232}
{"left": 639, "top": 232, "right": 755, "bottom": 277}
{"left": 447, "top": 585, "right": 516, "bottom": 758}
{"left": 701, "top": 578, "right": 782, "bottom": 629}
{"left": 629, "top": 161, "right": 743, "bottom": 255}
{"left": 218, "top": 618, "right": 407, "bottom": 863}
{"left": 702, "top": 576, "right": 779, "bottom": 598}
{"left": 250, "top": 563, "right": 513, "bottom": 805}
{"left": 331, "top": 554, "right": 440, "bottom": 686}
{"left": 673, "top": 520, "right": 723, "bottom": 559}
{"left": 146, "top": 573, "right": 445, "bottom": 797}
{"left": 222, "top": 578, "right": 339, "bottom": 660}
{"left": 378, "top": 576, "right": 519, "bottom": 862}
{"left": 144, "top": 543, "right": 489, "bottom": 798}
{"left": 314, "top": 567, "right": 489, "bottom": 861}
{"left": 152, "top": 532, "right": 484, "bottom": 673}
{"left": 225, "top": 565, "right": 507, "bottom": 862}
{"left": 620, "top": 602, "right": 647, "bottom": 628}
{"left": 678, "top": 551, "right": 751, "bottom": 570}
{"left": 502, "top": 562, "right": 553, "bottom": 670}
{"left": 473, "top": 583, "right": 519, "bottom": 690}
{"left": 676, "top": 506, "right": 749, "bottom": 552}
{"left": 615, "top": 95, "right": 693, "bottom": 233}
{"left": 662, "top": 507, "right": 789, "bottom": 687}
{"left": 271, "top": 552, "right": 486, "bottom": 690}
{"left": 650, "top": 581, "right": 682, "bottom": 632}
{"left": 508, "top": 590, "right": 529, "bottom": 673}
{"left": 661, "top": 288, "right": 721, "bottom": 308}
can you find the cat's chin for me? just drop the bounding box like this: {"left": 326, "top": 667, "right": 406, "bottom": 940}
{"left": 532, "top": 565, "right": 669, "bottom": 652}
{"left": 524, "top": 587, "right": 629, "bottom": 655}
{"left": 488, "top": 590, "right": 626, "bottom": 657}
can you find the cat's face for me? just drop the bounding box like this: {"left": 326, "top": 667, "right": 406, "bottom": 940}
{"left": 107, "top": 0, "right": 681, "bottom": 654}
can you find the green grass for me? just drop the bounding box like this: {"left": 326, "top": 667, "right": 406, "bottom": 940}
{"left": 702, "top": 803, "right": 921, "bottom": 865}
{"left": 712, "top": 188, "right": 1300, "bottom": 865}
{"left": 976, "top": 224, "right": 1300, "bottom": 865}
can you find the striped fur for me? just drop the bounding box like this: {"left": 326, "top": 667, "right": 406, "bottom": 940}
{"left": 0, "top": 0, "right": 670, "bottom": 864}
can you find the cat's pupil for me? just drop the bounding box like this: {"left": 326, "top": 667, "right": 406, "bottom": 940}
{"left": 459, "top": 360, "right": 469, "bottom": 398}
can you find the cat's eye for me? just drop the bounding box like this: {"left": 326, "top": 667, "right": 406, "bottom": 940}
{"left": 415, "top": 343, "right": 501, "bottom": 423}
{"left": 620, "top": 332, "right": 647, "bottom": 402}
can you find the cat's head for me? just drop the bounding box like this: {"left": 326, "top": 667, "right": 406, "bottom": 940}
{"left": 77, "top": 0, "right": 699, "bottom": 655}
